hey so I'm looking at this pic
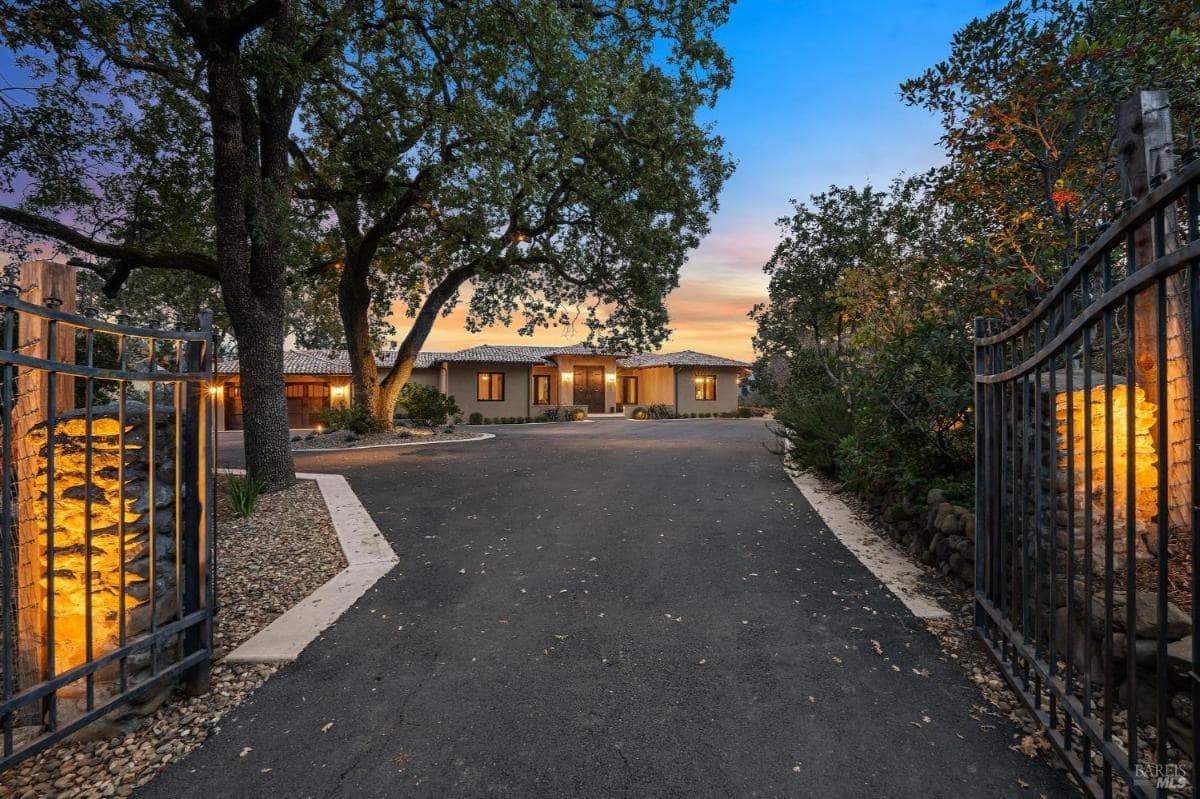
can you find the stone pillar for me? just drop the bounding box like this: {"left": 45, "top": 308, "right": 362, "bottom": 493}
{"left": 26, "top": 402, "right": 179, "bottom": 705}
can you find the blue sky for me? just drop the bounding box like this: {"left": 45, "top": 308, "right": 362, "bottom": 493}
{"left": 433, "top": 0, "right": 1007, "bottom": 358}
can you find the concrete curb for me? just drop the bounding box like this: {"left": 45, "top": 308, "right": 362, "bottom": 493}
{"left": 221, "top": 470, "right": 399, "bottom": 663}
{"left": 292, "top": 431, "right": 495, "bottom": 452}
{"left": 783, "top": 465, "right": 949, "bottom": 620}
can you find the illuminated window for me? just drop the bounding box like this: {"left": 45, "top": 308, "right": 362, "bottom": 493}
{"left": 533, "top": 374, "right": 551, "bottom": 405}
{"left": 620, "top": 376, "right": 638, "bottom": 405}
{"left": 477, "top": 371, "right": 505, "bottom": 401}
{"left": 694, "top": 374, "right": 717, "bottom": 401}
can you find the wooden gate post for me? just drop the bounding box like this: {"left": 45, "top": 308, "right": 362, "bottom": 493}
{"left": 13, "top": 260, "right": 76, "bottom": 699}
{"left": 1117, "top": 90, "right": 1191, "bottom": 538}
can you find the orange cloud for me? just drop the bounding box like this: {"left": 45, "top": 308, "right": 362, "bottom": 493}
{"left": 404, "top": 268, "right": 766, "bottom": 362}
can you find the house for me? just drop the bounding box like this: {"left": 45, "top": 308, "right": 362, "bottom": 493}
{"left": 213, "top": 344, "right": 750, "bottom": 430}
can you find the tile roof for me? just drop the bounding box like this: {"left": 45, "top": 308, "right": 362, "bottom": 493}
{"left": 616, "top": 350, "right": 751, "bottom": 369}
{"left": 437, "top": 344, "right": 555, "bottom": 364}
{"left": 217, "top": 349, "right": 449, "bottom": 374}
{"left": 217, "top": 345, "right": 748, "bottom": 374}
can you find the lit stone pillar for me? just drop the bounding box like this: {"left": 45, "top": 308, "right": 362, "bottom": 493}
{"left": 27, "top": 402, "right": 179, "bottom": 704}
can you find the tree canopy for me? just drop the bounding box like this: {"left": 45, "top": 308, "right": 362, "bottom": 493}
{"left": 290, "top": 0, "right": 734, "bottom": 424}
{"left": 756, "top": 0, "right": 1200, "bottom": 500}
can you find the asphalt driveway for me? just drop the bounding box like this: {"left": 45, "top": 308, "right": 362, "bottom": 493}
{"left": 143, "top": 419, "right": 1076, "bottom": 798}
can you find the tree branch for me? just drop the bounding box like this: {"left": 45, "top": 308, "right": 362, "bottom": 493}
{"left": 0, "top": 206, "right": 220, "bottom": 279}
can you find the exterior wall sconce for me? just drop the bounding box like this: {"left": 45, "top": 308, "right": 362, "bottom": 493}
{"left": 605, "top": 372, "right": 616, "bottom": 383}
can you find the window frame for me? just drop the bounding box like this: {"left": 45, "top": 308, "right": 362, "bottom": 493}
{"left": 694, "top": 374, "right": 717, "bottom": 401}
{"left": 532, "top": 374, "right": 552, "bottom": 405}
{"left": 477, "top": 371, "right": 506, "bottom": 401}
{"left": 619, "top": 375, "right": 639, "bottom": 405}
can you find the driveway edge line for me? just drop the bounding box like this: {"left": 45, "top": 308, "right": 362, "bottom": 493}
{"left": 220, "top": 469, "right": 399, "bottom": 663}
{"left": 783, "top": 465, "right": 949, "bottom": 620}
{"left": 292, "top": 431, "right": 496, "bottom": 452}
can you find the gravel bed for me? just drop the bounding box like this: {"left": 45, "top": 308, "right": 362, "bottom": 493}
{"left": 0, "top": 480, "right": 346, "bottom": 799}
{"left": 291, "top": 426, "right": 480, "bottom": 450}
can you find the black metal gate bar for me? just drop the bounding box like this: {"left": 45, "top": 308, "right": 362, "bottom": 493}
{"left": 0, "top": 290, "right": 214, "bottom": 771}
{"left": 1189, "top": 139, "right": 1200, "bottom": 782}
{"left": 976, "top": 151, "right": 1200, "bottom": 798}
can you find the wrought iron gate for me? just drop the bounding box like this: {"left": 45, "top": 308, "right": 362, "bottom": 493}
{"left": 0, "top": 280, "right": 215, "bottom": 769}
{"left": 974, "top": 117, "right": 1200, "bottom": 795}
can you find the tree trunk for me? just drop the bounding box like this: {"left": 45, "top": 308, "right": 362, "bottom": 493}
{"left": 374, "top": 265, "right": 477, "bottom": 423}
{"left": 338, "top": 258, "right": 382, "bottom": 423}
{"left": 205, "top": 29, "right": 295, "bottom": 489}
{"left": 226, "top": 299, "right": 294, "bottom": 486}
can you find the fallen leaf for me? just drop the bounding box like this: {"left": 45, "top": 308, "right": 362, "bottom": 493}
{"left": 322, "top": 721, "right": 334, "bottom": 734}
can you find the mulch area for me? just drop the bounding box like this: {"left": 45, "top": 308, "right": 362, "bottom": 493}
{"left": 0, "top": 479, "right": 346, "bottom": 799}
{"left": 291, "top": 426, "right": 479, "bottom": 450}
{"left": 1114, "top": 527, "right": 1193, "bottom": 616}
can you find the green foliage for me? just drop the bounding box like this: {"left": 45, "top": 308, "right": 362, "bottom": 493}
{"left": 225, "top": 475, "right": 263, "bottom": 519}
{"left": 398, "top": 384, "right": 460, "bottom": 429}
{"left": 736, "top": 407, "right": 752, "bottom": 418}
{"left": 321, "top": 406, "right": 380, "bottom": 436}
{"left": 756, "top": 0, "right": 1200, "bottom": 503}
{"left": 468, "top": 412, "right": 484, "bottom": 425}
{"left": 644, "top": 404, "right": 674, "bottom": 419}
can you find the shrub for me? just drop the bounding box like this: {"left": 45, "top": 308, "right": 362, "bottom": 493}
{"left": 631, "top": 406, "right": 649, "bottom": 420}
{"left": 224, "top": 474, "right": 263, "bottom": 518}
{"left": 321, "top": 405, "right": 379, "bottom": 435}
{"left": 644, "top": 403, "right": 673, "bottom": 419}
{"left": 774, "top": 350, "right": 854, "bottom": 478}
{"left": 570, "top": 408, "right": 587, "bottom": 421}
{"left": 482, "top": 417, "right": 492, "bottom": 424}
{"left": 399, "top": 383, "right": 461, "bottom": 428}
{"left": 737, "top": 406, "right": 753, "bottom": 418}
{"left": 468, "top": 412, "right": 484, "bottom": 425}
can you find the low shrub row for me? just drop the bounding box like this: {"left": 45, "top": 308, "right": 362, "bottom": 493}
{"left": 465, "top": 408, "right": 588, "bottom": 425}
{"left": 629, "top": 406, "right": 754, "bottom": 420}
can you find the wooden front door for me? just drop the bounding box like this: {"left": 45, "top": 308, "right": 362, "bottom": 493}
{"left": 285, "top": 381, "right": 331, "bottom": 428}
{"left": 572, "top": 366, "right": 605, "bottom": 413}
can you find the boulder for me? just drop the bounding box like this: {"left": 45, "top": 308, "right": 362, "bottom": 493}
{"left": 1084, "top": 592, "right": 1191, "bottom": 640}
{"left": 934, "top": 503, "right": 962, "bottom": 536}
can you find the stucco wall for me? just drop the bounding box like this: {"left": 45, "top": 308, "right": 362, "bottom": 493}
{"left": 674, "top": 367, "right": 740, "bottom": 415}
{"left": 407, "top": 368, "right": 440, "bottom": 389}
{"left": 446, "top": 362, "right": 532, "bottom": 418}
{"left": 623, "top": 366, "right": 675, "bottom": 407}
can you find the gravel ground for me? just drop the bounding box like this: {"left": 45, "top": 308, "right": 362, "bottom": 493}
{"left": 0, "top": 479, "right": 346, "bottom": 799}
{"left": 290, "top": 426, "right": 480, "bottom": 450}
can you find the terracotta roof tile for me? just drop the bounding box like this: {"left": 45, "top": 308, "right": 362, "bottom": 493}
{"left": 217, "top": 345, "right": 748, "bottom": 374}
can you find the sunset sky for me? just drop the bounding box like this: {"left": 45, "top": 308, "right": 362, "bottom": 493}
{"left": 418, "top": 0, "right": 1006, "bottom": 362}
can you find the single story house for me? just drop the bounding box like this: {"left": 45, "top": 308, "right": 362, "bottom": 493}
{"left": 213, "top": 344, "right": 750, "bottom": 430}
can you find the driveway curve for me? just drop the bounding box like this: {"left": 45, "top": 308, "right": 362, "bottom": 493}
{"left": 142, "top": 419, "right": 1076, "bottom": 798}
